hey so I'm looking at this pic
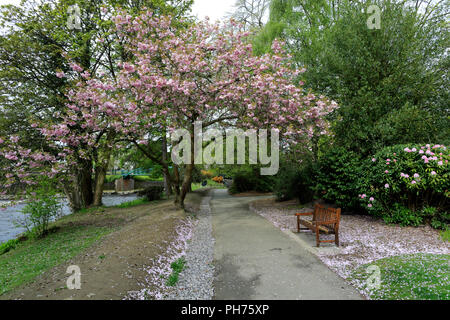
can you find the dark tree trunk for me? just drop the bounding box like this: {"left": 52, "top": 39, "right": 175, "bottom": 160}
{"left": 161, "top": 133, "right": 172, "bottom": 197}
{"left": 93, "top": 166, "right": 107, "bottom": 206}
{"left": 79, "top": 159, "right": 94, "bottom": 207}
{"left": 174, "top": 131, "right": 194, "bottom": 209}
{"left": 93, "top": 133, "right": 114, "bottom": 206}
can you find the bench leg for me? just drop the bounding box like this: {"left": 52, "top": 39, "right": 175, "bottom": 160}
{"left": 335, "top": 232, "right": 339, "bottom": 247}
{"left": 297, "top": 216, "right": 300, "bottom": 233}
{"left": 316, "top": 228, "right": 320, "bottom": 247}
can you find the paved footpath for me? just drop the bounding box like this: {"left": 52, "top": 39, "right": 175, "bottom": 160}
{"left": 211, "top": 189, "right": 363, "bottom": 300}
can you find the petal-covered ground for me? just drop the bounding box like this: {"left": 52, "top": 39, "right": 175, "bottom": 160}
{"left": 250, "top": 198, "right": 449, "bottom": 280}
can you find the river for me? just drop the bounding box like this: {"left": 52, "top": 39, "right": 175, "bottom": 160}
{"left": 0, "top": 194, "right": 138, "bottom": 243}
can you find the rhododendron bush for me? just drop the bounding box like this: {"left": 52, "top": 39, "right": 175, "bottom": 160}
{"left": 359, "top": 144, "right": 449, "bottom": 228}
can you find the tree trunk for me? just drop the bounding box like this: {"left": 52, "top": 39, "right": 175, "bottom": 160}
{"left": 161, "top": 132, "right": 172, "bottom": 198}
{"left": 79, "top": 159, "right": 94, "bottom": 207}
{"left": 64, "top": 159, "right": 93, "bottom": 212}
{"left": 93, "top": 133, "right": 114, "bottom": 206}
{"left": 174, "top": 130, "right": 194, "bottom": 209}
{"left": 93, "top": 166, "right": 107, "bottom": 206}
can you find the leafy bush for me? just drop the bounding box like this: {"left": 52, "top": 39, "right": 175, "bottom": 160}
{"left": 15, "top": 181, "right": 62, "bottom": 238}
{"left": 358, "top": 144, "right": 449, "bottom": 228}
{"left": 229, "top": 168, "right": 275, "bottom": 194}
{"left": 314, "top": 146, "right": 363, "bottom": 210}
{"left": 273, "top": 162, "right": 315, "bottom": 203}
{"left": 137, "top": 186, "right": 164, "bottom": 201}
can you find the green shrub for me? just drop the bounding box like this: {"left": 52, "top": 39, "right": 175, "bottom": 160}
{"left": 382, "top": 203, "right": 423, "bottom": 227}
{"left": 314, "top": 146, "right": 363, "bottom": 210}
{"left": 229, "top": 168, "right": 274, "bottom": 194}
{"left": 15, "top": 180, "right": 62, "bottom": 238}
{"left": 358, "top": 144, "right": 449, "bottom": 228}
{"left": 137, "top": 186, "right": 164, "bottom": 201}
{"left": 273, "top": 162, "right": 315, "bottom": 203}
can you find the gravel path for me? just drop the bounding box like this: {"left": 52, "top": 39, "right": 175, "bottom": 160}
{"left": 166, "top": 191, "right": 215, "bottom": 300}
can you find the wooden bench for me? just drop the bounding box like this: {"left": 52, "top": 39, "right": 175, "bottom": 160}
{"left": 295, "top": 204, "right": 341, "bottom": 247}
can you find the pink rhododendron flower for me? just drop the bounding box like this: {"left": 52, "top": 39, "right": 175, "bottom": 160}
{"left": 384, "top": 184, "right": 389, "bottom": 188}
{"left": 431, "top": 171, "right": 437, "bottom": 175}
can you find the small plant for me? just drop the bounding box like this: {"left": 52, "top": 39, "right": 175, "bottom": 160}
{"left": 15, "top": 179, "right": 62, "bottom": 238}
{"left": 166, "top": 257, "right": 186, "bottom": 286}
{"left": 0, "top": 239, "right": 20, "bottom": 255}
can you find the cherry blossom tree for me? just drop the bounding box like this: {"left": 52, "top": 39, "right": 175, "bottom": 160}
{"left": 100, "top": 11, "right": 337, "bottom": 207}
{"left": 0, "top": 10, "right": 337, "bottom": 209}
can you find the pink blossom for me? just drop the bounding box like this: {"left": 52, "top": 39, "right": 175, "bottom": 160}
{"left": 369, "top": 197, "right": 374, "bottom": 202}
{"left": 368, "top": 204, "right": 372, "bottom": 208}
{"left": 384, "top": 184, "right": 389, "bottom": 188}
{"left": 431, "top": 171, "right": 437, "bottom": 176}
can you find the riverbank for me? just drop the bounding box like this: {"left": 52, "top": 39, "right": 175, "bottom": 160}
{"left": 0, "top": 194, "right": 139, "bottom": 243}
{"left": 0, "top": 192, "right": 204, "bottom": 299}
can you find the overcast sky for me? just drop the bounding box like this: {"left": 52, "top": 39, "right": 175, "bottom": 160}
{"left": 0, "top": 0, "right": 237, "bottom": 22}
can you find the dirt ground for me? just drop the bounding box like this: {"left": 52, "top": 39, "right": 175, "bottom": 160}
{"left": 1, "top": 192, "right": 204, "bottom": 300}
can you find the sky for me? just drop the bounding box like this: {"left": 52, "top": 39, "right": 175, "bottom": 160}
{"left": 0, "top": 0, "right": 238, "bottom": 22}
{"left": 191, "top": 0, "right": 236, "bottom": 22}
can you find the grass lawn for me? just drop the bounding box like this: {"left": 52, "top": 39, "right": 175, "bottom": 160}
{"left": 0, "top": 196, "right": 172, "bottom": 296}
{"left": 0, "top": 225, "right": 113, "bottom": 295}
{"left": 349, "top": 253, "right": 450, "bottom": 300}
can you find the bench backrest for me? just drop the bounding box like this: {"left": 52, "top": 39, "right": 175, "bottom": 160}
{"left": 313, "top": 204, "right": 341, "bottom": 228}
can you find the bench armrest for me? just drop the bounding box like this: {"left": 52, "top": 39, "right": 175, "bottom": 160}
{"left": 295, "top": 212, "right": 314, "bottom": 216}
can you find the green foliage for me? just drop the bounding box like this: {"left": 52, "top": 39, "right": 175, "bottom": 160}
{"left": 314, "top": 146, "right": 363, "bottom": 210}
{"left": 114, "top": 198, "right": 149, "bottom": 208}
{"left": 440, "top": 229, "right": 450, "bottom": 242}
{"left": 273, "top": 161, "right": 315, "bottom": 203}
{"left": 229, "top": 167, "right": 275, "bottom": 194}
{"left": 259, "top": 0, "right": 449, "bottom": 155}
{"left": 166, "top": 257, "right": 186, "bottom": 286}
{"left": 358, "top": 144, "right": 449, "bottom": 228}
{"left": 0, "top": 225, "right": 112, "bottom": 295}
{"left": 16, "top": 180, "right": 62, "bottom": 238}
{"left": 382, "top": 203, "right": 423, "bottom": 227}
{"left": 0, "top": 239, "right": 20, "bottom": 255}
{"left": 349, "top": 253, "right": 450, "bottom": 300}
